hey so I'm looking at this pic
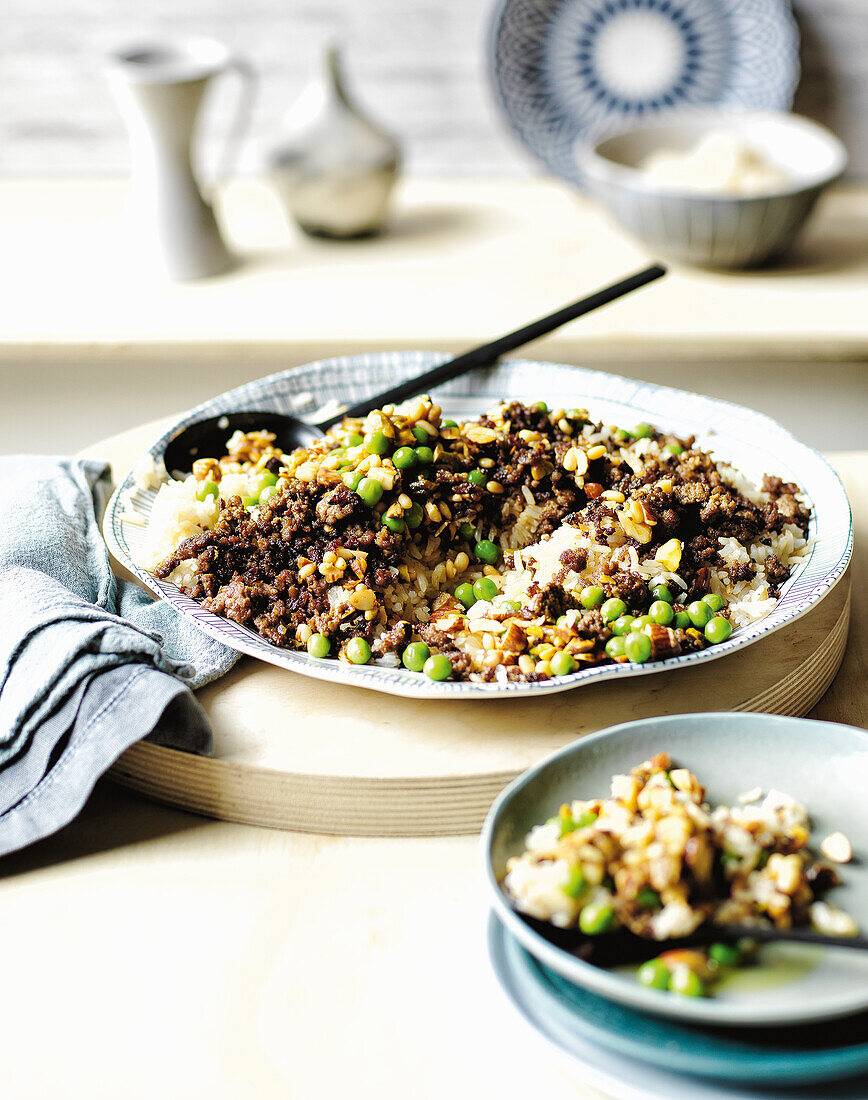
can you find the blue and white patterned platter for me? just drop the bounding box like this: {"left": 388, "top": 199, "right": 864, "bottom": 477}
{"left": 104, "top": 353, "right": 851, "bottom": 700}
{"left": 489, "top": 0, "right": 800, "bottom": 185}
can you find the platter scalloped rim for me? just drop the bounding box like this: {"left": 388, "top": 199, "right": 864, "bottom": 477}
{"left": 104, "top": 352, "right": 852, "bottom": 699}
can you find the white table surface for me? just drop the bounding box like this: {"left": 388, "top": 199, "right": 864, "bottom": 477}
{"left": 1, "top": 177, "right": 867, "bottom": 455}
{"left": 0, "top": 445, "right": 865, "bottom": 1099}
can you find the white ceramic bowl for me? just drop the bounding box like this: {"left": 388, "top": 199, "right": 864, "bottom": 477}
{"left": 578, "top": 110, "right": 847, "bottom": 269}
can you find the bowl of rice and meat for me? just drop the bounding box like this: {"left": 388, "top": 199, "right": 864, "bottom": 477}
{"left": 106, "top": 353, "right": 851, "bottom": 697}
{"left": 501, "top": 750, "right": 857, "bottom": 998}
{"left": 133, "top": 396, "right": 810, "bottom": 686}
{"left": 484, "top": 713, "right": 868, "bottom": 1027}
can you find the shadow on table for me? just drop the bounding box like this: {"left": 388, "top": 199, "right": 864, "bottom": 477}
{"left": 0, "top": 779, "right": 207, "bottom": 881}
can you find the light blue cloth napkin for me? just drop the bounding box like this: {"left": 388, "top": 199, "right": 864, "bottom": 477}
{"left": 0, "top": 456, "right": 239, "bottom": 855}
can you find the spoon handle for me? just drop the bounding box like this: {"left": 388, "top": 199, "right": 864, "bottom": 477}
{"left": 317, "top": 263, "right": 666, "bottom": 428}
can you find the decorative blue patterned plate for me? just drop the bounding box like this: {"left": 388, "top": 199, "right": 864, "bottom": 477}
{"left": 489, "top": 0, "right": 800, "bottom": 184}
{"left": 104, "top": 353, "right": 851, "bottom": 699}
{"left": 489, "top": 913, "right": 868, "bottom": 1095}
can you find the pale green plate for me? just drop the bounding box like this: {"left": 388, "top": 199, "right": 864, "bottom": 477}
{"left": 483, "top": 712, "right": 868, "bottom": 1027}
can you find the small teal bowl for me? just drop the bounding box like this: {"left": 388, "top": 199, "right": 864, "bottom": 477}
{"left": 482, "top": 712, "right": 868, "bottom": 1028}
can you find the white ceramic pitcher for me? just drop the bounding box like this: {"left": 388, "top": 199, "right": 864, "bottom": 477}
{"left": 107, "top": 38, "right": 254, "bottom": 280}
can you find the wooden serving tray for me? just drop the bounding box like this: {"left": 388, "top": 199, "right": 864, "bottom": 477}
{"left": 108, "top": 571, "right": 850, "bottom": 837}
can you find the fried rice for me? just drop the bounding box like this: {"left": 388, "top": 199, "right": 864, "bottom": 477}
{"left": 133, "top": 395, "right": 812, "bottom": 683}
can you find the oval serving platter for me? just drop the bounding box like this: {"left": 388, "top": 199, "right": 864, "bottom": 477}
{"left": 104, "top": 352, "right": 852, "bottom": 699}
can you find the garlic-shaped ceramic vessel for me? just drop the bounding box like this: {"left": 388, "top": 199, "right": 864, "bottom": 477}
{"left": 268, "top": 46, "right": 401, "bottom": 239}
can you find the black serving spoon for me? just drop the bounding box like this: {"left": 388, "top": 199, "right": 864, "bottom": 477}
{"left": 162, "top": 263, "right": 666, "bottom": 474}
{"left": 518, "top": 912, "right": 868, "bottom": 970}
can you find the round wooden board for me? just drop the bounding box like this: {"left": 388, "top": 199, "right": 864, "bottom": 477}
{"left": 89, "top": 417, "right": 852, "bottom": 837}
{"left": 107, "top": 572, "right": 850, "bottom": 836}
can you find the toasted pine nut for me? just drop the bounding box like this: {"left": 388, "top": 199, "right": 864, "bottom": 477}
{"left": 486, "top": 480, "right": 505, "bottom": 494}
{"left": 350, "top": 588, "right": 376, "bottom": 611}
{"left": 298, "top": 562, "right": 317, "bottom": 580}
{"left": 587, "top": 445, "right": 607, "bottom": 461}
{"left": 821, "top": 832, "right": 853, "bottom": 863}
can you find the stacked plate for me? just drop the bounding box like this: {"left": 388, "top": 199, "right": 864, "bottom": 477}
{"left": 482, "top": 713, "right": 868, "bottom": 1097}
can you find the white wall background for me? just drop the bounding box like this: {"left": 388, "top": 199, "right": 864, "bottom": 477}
{"left": 1, "top": 0, "right": 866, "bottom": 177}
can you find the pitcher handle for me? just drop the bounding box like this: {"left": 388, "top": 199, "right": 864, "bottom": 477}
{"left": 211, "top": 56, "right": 257, "bottom": 190}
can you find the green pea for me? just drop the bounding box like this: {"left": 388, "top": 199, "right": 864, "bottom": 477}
{"left": 393, "top": 446, "right": 417, "bottom": 470}
{"left": 455, "top": 583, "right": 476, "bottom": 610}
{"left": 550, "top": 651, "right": 576, "bottom": 677}
{"left": 580, "top": 585, "right": 605, "bottom": 609}
{"left": 383, "top": 516, "right": 405, "bottom": 533}
{"left": 625, "top": 632, "right": 652, "bottom": 663}
{"left": 413, "top": 425, "right": 434, "bottom": 443}
{"left": 638, "top": 959, "right": 671, "bottom": 990}
{"left": 474, "top": 577, "right": 499, "bottom": 602}
{"left": 632, "top": 614, "right": 654, "bottom": 630}
{"left": 531, "top": 401, "right": 548, "bottom": 414}
{"left": 612, "top": 615, "right": 635, "bottom": 636}
{"left": 402, "top": 641, "right": 430, "bottom": 672}
{"left": 702, "top": 592, "right": 725, "bottom": 612}
{"left": 649, "top": 600, "right": 674, "bottom": 626}
{"left": 196, "top": 480, "right": 219, "bottom": 502}
{"left": 561, "top": 866, "right": 587, "bottom": 899}
{"left": 574, "top": 810, "right": 598, "bottom": 829}
{"left": 605, "top": 636, "right": 625, "bottom": 659}
{"left": 663, "top": 443, "right": 684, "bottom": 456}
{"left": 258, "top": 485, "right": 278, "bottom": 505}
{"left": 567, "top": 409, "right": 585, "bottom": 420}
{"left": 578, "top": 901, "right": 616, "bottom": 936}
{"left": 600, "top": 597, "right": 626, "bottom": 623}
{"left": 687, "top": 600, "right": 713, "bottom": 629}
{"left": 705, "top": 616, "right": 732, "bottom": 644}
{"left": 475, "top": 539, "right": 500, "bottom": 565}
{"left": 556, "top": 614, "right": 569, "bottom": 627}
{"left": 423, "top": 654, "right": 452, "bottom": 681}
{"left": 650, "top": 583, "right": 673, "bottom": 604}
{"left": 415, "top": 446, "right": 434, "bottom": 466}
{"left": 356, "top": 477, "right": 384, "bottom": 507}
{"left": 669, "top": 967, "right": 706, "bottom": 997}
{"left": 459, "top": 521, "right": 477, "bottom": 540}
{"left": 468, "top": 469, "right": 487, "bottom": 487}
{"left": 345, "top": 431, "right": 365, "bottom": 447}
{"left": 364, "top": 429, "right": 389, "bottom": 456}
{"left": 637, "top": 888, "right": 661, "bottom": 909}
{"left": 632, "top": 423, "right": 653, "bottom": 439}
{"left": 241, "top": 495, "right": 259, "bottom": 508}
{"left": 614, "top": 429, "right": 633, "bottom": 445}
{"left": 709, "top": 942, "right": 741, "bottom": 968}
{"left": 441, "top": 419, "right": 458, "bottom": 429}
{"left": 503, "top": 599, "right": 522, "bottom": 612}
{"left": 306, "top": 633, "right": 330, "bottom": 659}
{"left": 405, "top": 502, "right": 423, "bottom": 529}
{"left": 342, "top": 470, "right": 364, "bottom": 492}
{"left": 673, "top": 611, "right": 691, "bottom": 629}
{"left": 346, "top": 637, "right": 371, "bottom": 664}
